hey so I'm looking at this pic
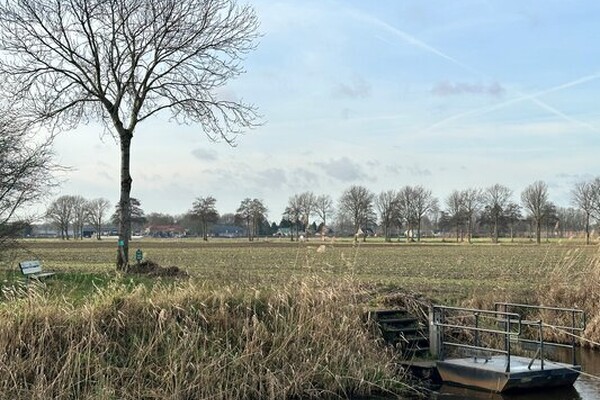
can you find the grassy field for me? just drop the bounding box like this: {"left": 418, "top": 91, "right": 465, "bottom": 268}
{"left": 1, "top": 238, "right": 599, "bottom": 399}
{"left": 3, "top": 237, "right": 598, "bottom": 303}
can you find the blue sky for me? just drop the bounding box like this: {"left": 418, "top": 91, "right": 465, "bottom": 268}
{"left": 53, "top": 0, "right": 600, "bottom": 221}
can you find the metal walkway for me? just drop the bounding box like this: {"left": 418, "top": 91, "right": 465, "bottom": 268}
{"left": 430, "top": 302, "right": 586, "bottom": 393}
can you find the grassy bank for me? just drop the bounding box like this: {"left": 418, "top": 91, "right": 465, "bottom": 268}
{"left": 0, "top": 277, "right": 413, "bottom": 399}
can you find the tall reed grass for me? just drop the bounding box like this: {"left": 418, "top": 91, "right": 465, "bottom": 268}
{"left": 464, "top": 246, "right": 600, "bottom": 347}
{"left": 535, "top": 247, "right": 600, "bottom": 346}
{"left": 0, "top": 277, "right": 409, "bottom": 399}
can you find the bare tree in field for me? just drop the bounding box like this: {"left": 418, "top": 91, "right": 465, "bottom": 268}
{"left": 504, "top": 202, "right": 522, "bottom": 242}
{"left": 297, "top": 192, "right": 316, "bottom": 240}
{"left": 445, "top": 190, "right": 465, "bottom": 242}
{"left": 521, "top": 181, "right": 549, "bottom": 244}
{"left": 396, "top": 186, "right": 416, "bottom": 241}
{"left": 461, "top": 188, "right": 483, "bottom": 244}
{"left": 46, "top": 195, "right": 77, "bottom": 239}
{"left": 338, "top": 185, "right": 375, "bottom": 242}
{"left": 0, "top": 0, "right": 260, "bottom": 269}
{"left": 572, "top": 181, "right": 596, "bottom": 244}
{"left": 376, "top": 190, "right": 398, "bottom": 242}
{"left": 0, "top": 110, "right": 55, "bottom": 250}
{"left": 236, "top": 198, "right": 266, "bottom": 241}
{"left": 542, "top": 202, "right": 559, "bottom": 241}
{"left": 314, "top": 194, "right": 334, "bottom": 235}
{"left": 86, "top": 198, "right": 111, "bottom": 240}
{"left": 483, "top": 184, "right": 512, "bottom": 243}
{"left": 283, "top": 194, "right": 303, "bottom": 241}
{"left": 236, "top": 198, "right": 253, "bottom": 241}
{"left": 191, "top": 196, "right": 219, "bottom": 241}
{"left": 71, "top": 196, "right": 88, "bottom": 239}
{"left": 412, "top": 186, "right": 438, "bottom": 242}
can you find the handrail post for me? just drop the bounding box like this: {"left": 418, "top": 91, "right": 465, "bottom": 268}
{"left": 539, "top": 320, "right": 544, "bottom": 370}
{"left": 474, "top": 312, "right": 480, "bottom": 362}
{"left": 440, "top": 308, "right": 445, "bottom": 361}
{"left": 572, "top": 310, "right": 577, "bottom": 366}
{"left": 429, "top": 306, "right": 441, "bottom": 359}
{"left": 505, "top": 312, "right": 511, "bottom": 373}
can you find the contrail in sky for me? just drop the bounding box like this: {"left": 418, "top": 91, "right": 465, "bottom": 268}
{"left": 425, "top": 72, "right": 600, "bottom": 132}
{"left": 351, "top": 10, "right": 599, "bottom": 132}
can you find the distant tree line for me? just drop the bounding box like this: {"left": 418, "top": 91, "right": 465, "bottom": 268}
{"left": 36, "top": 178, "right": 600, "bottom": 244}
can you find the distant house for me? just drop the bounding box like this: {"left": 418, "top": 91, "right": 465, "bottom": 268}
{"left": 210, "top": 224, "right": 246, "bottom": 238}
{"left": 145, "top": 224, "right": 187, "bottom": 238}
{"left": 274, "top": 227, "right": 292, "bottom": 237}
{"left": 30, "top": 223, "right": 60, "bottom": 238}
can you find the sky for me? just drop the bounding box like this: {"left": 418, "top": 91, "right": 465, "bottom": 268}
{"left": 51, "top": 0, "right": 600, "bottom": 222}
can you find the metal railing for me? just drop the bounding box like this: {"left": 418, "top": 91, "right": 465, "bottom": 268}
{"left": 494, "top": 302, "right": 586, "bottom": 368}
{"left": 431, "top": 303, "right": 585, "bottom": 374}
{"left": 432, "top": 305, "right": 522, "bottom": 372}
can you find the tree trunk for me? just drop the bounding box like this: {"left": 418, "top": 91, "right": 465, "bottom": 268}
{"left": 467, "top": 216, "right": 472, "bottom": 244}
{"left": 455, "top": 222, "right": 460, "bottom": 242}
{"left": 586, "top": 213, "right": 590, "bottom": 245}
{"left": 493, "top": 214, "right": 499, "bottom": 243}
{"left": 116, "top": 131, "right": 133, "bottom": 271}
{"left": 536, "top": 218, "right": 541, "bottom": 244}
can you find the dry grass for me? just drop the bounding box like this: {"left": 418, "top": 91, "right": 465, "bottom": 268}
{"left": 4, "top": 238, "right": 600, "bottom": 397}
{"left": 0, "top": 276, "right": 413, "bottom": 400}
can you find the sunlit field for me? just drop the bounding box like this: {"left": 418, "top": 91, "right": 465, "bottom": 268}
{"left": 2, "top": 237, "right": 599, "bottom": 398}
{"left": 4, "top": 237, "right": 598, "bottom": 303}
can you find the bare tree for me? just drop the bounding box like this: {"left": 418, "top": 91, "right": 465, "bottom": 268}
{"left": 86, "top": 198, "right": 111, "bottom": 240}
{"left": 46, "top": 195, "right": 77, "bottom": 239}
{"left": 297, "top": 192, "right": 316, "bottom": 240}
{"left": 556, "top": 207, "right": 586, "bottom": 238}
{"left": 236, "top": 198, "right": 253, "bottom": 241}
{"left": 314, "top": 194, "right": 334, "bottom": 235}
{"left": 542, "top": 202, "right": 559, "bottom": 241}
{"left": 521, "top": 181, "right": 549, "bottom": 244}
{"left": 375, "top": 190, "right": 398, "bottom": 242}
{"left": 0, "top": 110, "right": 56, "bottom": 250}
{"left": 483, "top": 184, "right": 512, "bottom": 243}
{"left": 191, "top": 196, "right": 219, "bottom": 241}
{"left": 504, "top": 202, "right": 522, "bottom": 242}
{"left": 338, "top": 185, "right": 374, "bottom": 242}
{"left": 461, "top": 188, "right": 483, "bottom": 244}
{"left": 283, "top": 195, "right": 303, "bottom": 241}
{"left": 572, "top": 181, "right": 596, "bottom": 244}
{"left": 249, "top": 199, "right": 267, "bottom": 240}
{"left": 396, "top": 186, "right": 416, "bottom": 241}
{"left": 0, "top": 0, "right": 260, "bottom": 269}
{"left": 236, "top": 198, "right": 266, "bottom": 241}
{"left": 71, "top": 195, "right": 88, "bottom": 239}
{"left": 445, "top": 190, "right": 465, "bottom": 242}
{"left": 412, "top": 186, "right": 438, "bottom": 242}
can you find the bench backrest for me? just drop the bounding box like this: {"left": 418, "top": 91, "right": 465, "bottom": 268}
{"left": 19, "top": 260, "right": 42, "bottom": 275}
